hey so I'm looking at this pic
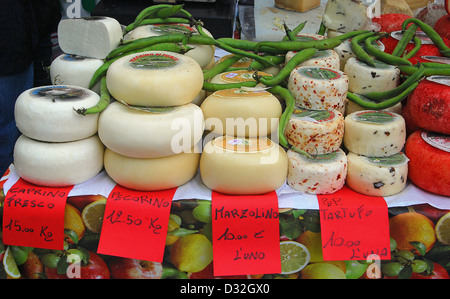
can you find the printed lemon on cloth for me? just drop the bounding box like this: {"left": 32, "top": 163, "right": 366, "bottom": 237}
{"left": 436, "top": 212, "right": 450, "bottom": 245}
{"left": 82, "top": 199, "right": 107, "bottom": 233}
{"left": 170, "top": 234, "right": 213, "bottom": 273}
{"left": 280, "top": 241, "right": 310, "bottom": 274}
{"left": 64, "top": 203, "right": 85, "bottom": 243}
{"left": 3, "top": 246, "right": 21, "bottom": 279}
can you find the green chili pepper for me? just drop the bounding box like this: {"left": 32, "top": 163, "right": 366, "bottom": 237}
{"left": 365, "top": 35, "right": 412, "bottom": 66}
{"left": 155, "top": 4, "right": 184, "bottom": 19}
{"left": 133, "top": 4, "right": 174, "bottom": 25}
{"left": 350, "top": 31, "right": 377, "bottom": 67}
{"left": 202, "top": 80, "right": 259, "bottom": 92}
{"left": 392, "top": 23, "right": 418, "bottom": 57}
{"left": 403, "top": 36, "right": 422, "bottom": 59}
{"left": 123, "top": 17, "right": 190, "bottom": 36}
{"left": 317, "top": 21, "right": 327, "bottom": 36}
{"left": 202, "top": 55, "right": 243, "bottom": 81}
{"left": 282, "top": 21, "right": 307, "bottom": 41}
{"left": 76, "top": 76, "right": 111, "bottom": 115}
{"left": 257, "top": 48, "right": 318, "bottom": 86}
{"left": 398, "top": 65, "right": 450, "bottom": 76}
{"left": 254, "top": 36, "right": 343, "bottom": 54}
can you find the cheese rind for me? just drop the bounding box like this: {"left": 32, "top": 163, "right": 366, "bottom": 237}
{"left": 50, "top": 54, "right": 103, "bottom": 94}
{"left": 344, "top": 110, "right": 406, "bottom": 157}
{"left": 104, "top": 147, "right": 200, "bottom": 191}
{"left": 14, "top": 134, "right": 104, "bottom": 187}
{"left": 344, "top": 57, "right": 400, "bottom": 95}
{"left": 322, "top": 0, "right": 371, "bottom": 33}
{"left": 346, "top": 152, "right": 408, "bottom": 196}
{"left": 199, "top": 136, "right": 288, "bottom": 195}
{"left": 288, "top": 66, "right": 348, "bottom": 114}
{"left": 57, "top": 16, "right": 122, "bottom": 59}
{"left": 14, "top": 85, "right": 100, "bottom": 142}
{"left": 98, "top": 102, "right": 204, "bottom": 158}
{"left": 106, "top": 51, "right": 204, "bottom": 107}
{"left": 284, "top": 108, "right": 344, "bottom": 155}
{"left": 287, "top": 148, "right": 347, "bottom": 194}
{"left": 127, "top": 23, "right": 215, "bottom": 69}
{"left": 200, "top": 88, "right": 282, "bottom": 137}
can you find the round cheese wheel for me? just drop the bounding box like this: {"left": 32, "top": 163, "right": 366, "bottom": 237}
{"left": 200, "top": 88, "right": 282, "bottom": 137}
{"left": 98, "top": 101, "right": 204, "bottom": 158}
{"left": 127, "top": 23, "right": 215, "bottom": 69}
{"left": 287, "top": 148, "right": 347, "bottom": 194}
{"left": 106, "top": 51, "right": 203, "bottom": 107}
{"left": 50, "top": 54, "right": 103, "bottom": 94}
{"left": 14, "top": 134, "right": 104, "bottom": 187}
{"left": 284, "top": 108, "right": 344, "bottom": 155}
{"left": 345, "top": 98, "right": 402, "bottom": 116}
{"left": 334, "top": 38, "right": 385, "bottom": 71}
{"left": 285, "top": 49, "right": 340, "bottom": 71}
{"left": 14, "top": 85, "right": 100, "bottom": 142}
{"left": 199, "top": 136, "right": 288, "bottom": 195}
{"left": 346, "top": 152, "right": 408, "bottom": 197}
{"left": 209, "top": 69, "right": 271, "bottom": 85}
{"left": 344, "top": 57, "right": 400, "bottom": 95}
{"left": 104, "top": 147, "right": 200, "bottom": 191}
{"left": 344, "top": 110, "right": 406, "bottom": 157}
{"left": 405, "top": 130, "right": 450, "bottom": 196}
{"left": 288, "top": 66, "right": 348, "bottom": 114}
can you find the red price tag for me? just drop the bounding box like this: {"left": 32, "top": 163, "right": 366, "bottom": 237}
{"left": 2, "top": 178, "right": 73, "bottom": 250}
{"left": 211, "top": 191, "right": 281, "bottom": 276}
{"left": 318, "top": 186, "right": 391, "bottom": 261}
{"left": 97, "top": 185, "right": 175, "bottom": 262}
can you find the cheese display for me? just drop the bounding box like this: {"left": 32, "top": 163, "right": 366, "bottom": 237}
{"left": 284, "top": 108, "right": 344, "bottom": 155}
{"left": 126, "top": 23, "right": 215, "bottom": 69}
{"left": 288, "top": 66, "right": 348, "bottom": 114}
{"left": 405, "top": 131, "right": 450, "bottom": 196}
{"left": 106, "top": 51, "right": 204, "bottom": 107}
{"left": 57, "top": 16, "right": 122, "bottom": 59}
{"left": 50, "top": 54, "right": 103, "bottom": 94}
{"left": 285, "top": 49, "right": 340, "bottom": 70}
{"left": 287, "top": 148, "right": 347, "bottom": 194}
{"left": 98, "top": 102, "right": 204, "bottom": 158}
{"left": 13, "top": 134, "right": 104, "bottom": 187}
{"left": 344, "top": 110, "right": 406, "bottom": 157}
{"left": 200, "top": 88, "right": 282, "bottom": 137}
{"left": 199, "top": 136, "right": 288, "bottom": 195}
{"left": 344, "top": 58, "right": 401, "bottom": 95}
{"left": 14, "top": 85, "right": 100, "bottom": 142}
{"left": 104, "top": 147, "right": 200, "bottom": 191}
{"left": 346, "top": 152, "right": 409, "bottom": 196}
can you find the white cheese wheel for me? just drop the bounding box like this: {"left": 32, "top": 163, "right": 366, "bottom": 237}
{"left": 288, "top": 66, "right": 348, "bottom": 114}
{"left": 106, "top": 51, "right": 204, "bottom": 107}
{"left": 344, "top": 110, "right": 406, "bottom": 157}
{"left": 345, "top": 98, "right": 402, "bottom": 116}
{"left": 200, "top": 136, "right": 288, "bottom": 195}
{"left": 99, "top": 102, "right": 204, "bottom": 158}
{"left": 344, "top": 57, "right": 400, "bottom": 95}
{"left": 200, "top": 88, "right": 282, "bottom": 137}
{"left": 285, "top": 108, "right": 344, "bottom": 155}
{"left": 104, "top": 147, "right": 200, "bottom": 191}
{"left": 285, "top": 49, "right": 340, "bottom": 71}
{"left": 127, "top": 23, "right": 215, "bottom": 69}
{"left": 334, "top": 39, "right": 385, "bottom": 71}
{"left": 322, "top": 0, "right": 373, "bottom": 33}
{"left": 14, "top": 85, "right": 100, "bottom": 142}
{"left": 14, "top": 134, "right": 104, "bottom": 187}
{"left": 50, "top": 54, "right": 103, "bottom": 94}
{"left": 287, "top": 148, "right": 347, "bottom": 194}
{"left": 346, "top": 152, "right": 408, "bottom": 197}
{"left": 57, "top": 16, "right": 122, "bottom": 59}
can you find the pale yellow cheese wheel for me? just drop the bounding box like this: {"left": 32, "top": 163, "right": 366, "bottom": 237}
{"left": 200, "top": 136, "right": 288, "bottom": 195}
{"left": 104, "top": 147, "right": 200, "bottom": 191}
{"left": 98, "top": 102, "right": 204, "bottom": 158}
{"left": 14, "top": 134, "right": 104, "bottom": 187}
{"left": 106, "top": 51, "right": 203, "bottom": 107}
{"left": 201, "top": 88, "right": 282, "bottom": 137}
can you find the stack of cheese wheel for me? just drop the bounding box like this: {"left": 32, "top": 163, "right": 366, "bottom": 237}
{"left": 284, "top": 109, "right": 347, "bottom": 194}
{"left": 13, "top": 85, "right": 104, "bottom": 187}
{"left": 50, "top": 16, "right": 123, "bottom": 94}
{"left": 344, "top": 110, "right": 408, "bottom": 196}
{"left": 285, "top": 34, "right": 340, "bottom": 71}
{"left": 99, "top": 51, "right": 204, "bottom": 191}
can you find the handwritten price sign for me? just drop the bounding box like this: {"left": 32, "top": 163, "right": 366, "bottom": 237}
{"left": 97, "top": 185, "right": 175, "bottom": 262}
{"left": 2, "top": 178, "right": 73, "bottom": 250}
{"left": 318, "top": 186, "right": 391, "bottom": 261}
{"left": 212, "top": 191, "right": 281, "bottom": 276}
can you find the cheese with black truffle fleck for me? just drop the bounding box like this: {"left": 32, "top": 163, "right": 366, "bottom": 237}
{"left": 346, "top": 152, "right": 408, "bottom": 197}
{"left": 322, "top": 0, "right": 372, "bottom": 33}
